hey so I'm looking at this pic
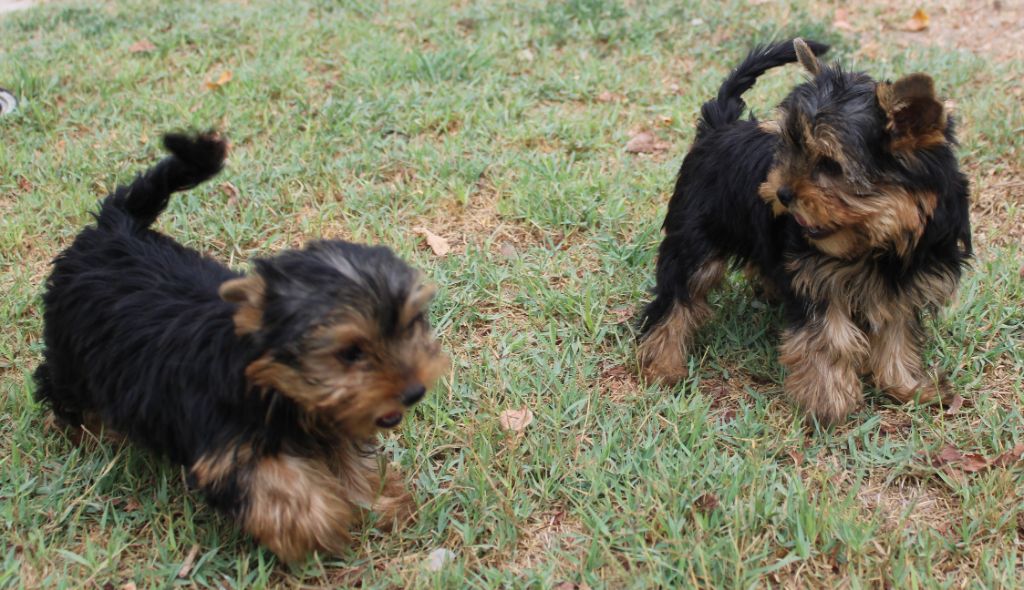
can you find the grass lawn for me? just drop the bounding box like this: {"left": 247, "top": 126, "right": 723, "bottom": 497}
{"left": 1, "top": 0, "right": 1022, "bottom": 587}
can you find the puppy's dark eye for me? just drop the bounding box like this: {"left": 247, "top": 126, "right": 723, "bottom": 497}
{"left": 816, "top": 157, "right": 843, "bottom": 176}
{"left": 336, "top": 344, "right": 364, "bottom": 364}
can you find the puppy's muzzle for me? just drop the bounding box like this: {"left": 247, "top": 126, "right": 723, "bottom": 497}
{"left": 400, "top": 383, "right": 426, "bottom": 407}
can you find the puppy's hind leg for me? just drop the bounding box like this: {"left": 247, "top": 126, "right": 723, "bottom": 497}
{"left": 637, "top": 232, "right": 725, "bottom": 385}
{"left": 33, "top": 360, "right": 85, "bottom": 429}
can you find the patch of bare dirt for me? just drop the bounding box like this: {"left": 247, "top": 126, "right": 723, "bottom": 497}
{"left": 817, "top": 0, "right": 1024, "bottom": 63}
{"left": 970, "top": 168, "right": 1024, "bottom": 252}
{"left": 508, "top": 507, "right": 588, "bottom": 576}
{"left": 857, "top": 475, "right": 960, "bottom": 535}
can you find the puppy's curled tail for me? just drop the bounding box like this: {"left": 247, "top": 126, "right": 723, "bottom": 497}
{"left": 101, "top": 132, "right": 227, "bottom": 228}
{"left": 697, "top": 39, "right": 829, "bottom": 137}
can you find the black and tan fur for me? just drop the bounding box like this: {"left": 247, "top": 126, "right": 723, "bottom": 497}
{"left": 34, "top": 133, "right": 448, "bottom": 561}
{"left": 638, "top": 39, "right": 971, "bottom": 425}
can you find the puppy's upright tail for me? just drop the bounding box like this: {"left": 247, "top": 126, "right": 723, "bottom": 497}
{"left": 101, "top": 132, "right": 227, "bottom": 229}
{"left": 697, "top": 38, "right": 829, "bottom": 137}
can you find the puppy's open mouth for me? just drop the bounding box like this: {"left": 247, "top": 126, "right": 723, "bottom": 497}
{"left": 376, "top": 412, "right": 403, "bottom": 429}
{"left": 793, "top": 213, "right": 838, "bottom": 240}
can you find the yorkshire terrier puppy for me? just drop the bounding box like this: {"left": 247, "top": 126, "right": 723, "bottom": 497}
{"left": 637, "top": 39, "right": 971, "bottom": 425}
{"left": 34, "top": 133, "right": 448, "bottom": 560}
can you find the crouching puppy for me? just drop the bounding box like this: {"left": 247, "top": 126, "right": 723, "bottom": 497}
{"left": 34, "top": 132, "right": 448, "bottom": 561}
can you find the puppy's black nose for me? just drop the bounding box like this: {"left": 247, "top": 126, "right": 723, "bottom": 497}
{"left": 777, "top": 187, "right": 796, "bottom": 207}
{"left": 400, "top": 384, "right": 426, "bottom": 407}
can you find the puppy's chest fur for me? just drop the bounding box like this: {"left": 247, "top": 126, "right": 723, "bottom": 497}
{"left": 785, "top": 252, "right": 959, "bottom": 330}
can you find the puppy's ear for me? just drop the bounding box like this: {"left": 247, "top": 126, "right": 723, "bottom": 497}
{"left": 794, "top": 38, "right": 821, "bottom": 76}
{"left": 876, "top": 73, "right": 948, "bottom": 152}
{"left": 399, "top": 279, "right": 436, "bottom": 329}
{"left": 220, "top": 275, "right": 266, "bottom": 335}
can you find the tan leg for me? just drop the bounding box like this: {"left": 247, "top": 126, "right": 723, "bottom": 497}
{"left": 779, "top": 305, "right": 869, "bottom": 425}
{"left": 868, "top": 314, "right": 947, "bottom": 404}
{"left": 638, "top": 259, "right": 725, "bottom": 384}
{"left": 331, "top": 451, "right": 415, "bottom": 531}
{"left": 365, "top": 462, "right": 415, "bottom": 530}
{"left": 243, "top": 454, "right": 356, "bottom": 562}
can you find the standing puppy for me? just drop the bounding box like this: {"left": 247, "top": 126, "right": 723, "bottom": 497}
{"left": 35, "top": 133, "right": 448, "bottom": 560}
{"left": 638, "top": 39, "right": 971, "bottom": 425}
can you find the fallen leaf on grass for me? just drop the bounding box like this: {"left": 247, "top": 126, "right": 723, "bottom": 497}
{"left": 121, "top": 583, "right": 137, "bottom": 590}
{"left": 596, "top": 91, "right": 625, "bottom": 103}
{"left": 960, "top": 453, "right": 990, "bottom": 473}
{"left": 413, "top": 227, "right": 450, "bottom": 256}
{"left": 930, "top": 445, "right": 963, "bottom": 467}
{"left": 18, "top": 177, "right": 32, "bottom": 192}
{"left": 902, "top": 8, "right": 930, "bottom": 32}
{"left": 927, "top": 443, "right": 1024, "bottom": 473}
{"left": 128, "top": 39, "right": 156, "bottom": 53}
{"left": 609, "top": 306, "right": 634, "bottom": 323}
{"left": 123, "top": 498, "right": 141, "bottom": 512}
{"left": 423, "top": 548, "right": 456, "bottom": 572}
{"left": 219, "top": 181, "right": 240, "bottom": 206}
{"left": 833, "top": 8, "right": 853, "bottom": 31}
{"left": 625, "top": 131, "right": 670, "bottom": 154}
{"left": 600, "top": 364, "right": 629, "bottom": 381}
{"left": 694, "top": 492, "right": 719, "bottom": 513}
{"left": 204, "top": 70, "right": 233, "bottom": 91}
{"left": 498, "top": 408, "right": 534, "bottom": 432}
{"left": 177, "top": 544, "right": 200, "bottom": 579}
{"left": 991, "top": 443, "right": 1024, "bottom": 468}
{"left": 944, "top": 393, "right": 964, "bottom": 415}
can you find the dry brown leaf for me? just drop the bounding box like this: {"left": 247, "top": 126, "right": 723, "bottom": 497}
{"left": 413, "top": 227, "right": 450, "bottom": 257}
{"left": 694, "top": 492, "right": 719, "bottom": 513}
{"left": 991, "top": 443, "right": 1024, "bottom": 468}
{"left": 902, "top": 8, "right": 930, "bottom": 32}
{"left": 596, "top": 91, "right": 625, "bottom": 103}
{"left": 600, "top": 364, "right": 629, "bottom": 380}
{"left": 960, "top": 453, "right": 990, "bottom": 472}
{"left": 944, "top": 393, "right": 964, "bottom": 415}
{"left": 121, "top": 583, "right": 138, "bottom": 590}
{"left": 204, "top": 70, "right": 233, "bottom": 91}
{"left": 498, "top": 408, "right": 534, "bottom": 432}
{"left": 177, "top": 544, "right": 200, "bottom": 579}
{"left": 219, "top": 182, "right": 240, "bottom": 206}
{"left": 931, "top": 445, "right": 963, "bottom": 467}
{"left": 625, "top": 131, "right": 670, "bottom": 154}
{"left": 129, "top": 39, "right": 156, "bottom": 53}
{"left": 833, "top": 8, "right": 853, "bottom": 31}
{"left": 928, "top": 443, "right": 1024, "bottom": 473}
{"left": 788, "top": 449, "right": 805, "bottom": 466}
{"left": 609, "top": 306, "right": 634, "bottom": 323}
{"left": 123, "top": 498, "right": 141, "bottom": 512}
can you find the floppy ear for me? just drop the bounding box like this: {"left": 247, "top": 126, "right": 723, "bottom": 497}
{"left": 399, "top": 279, "right": 436, "bottom": 328}
{"left": 876, "top": 73, "right": 948, "bottom": 152}
{"left": 219, "top": 275, "right": 266, "bottom": 335}
{"left": 794, "top": 38, "right": 821, "bottom": 76}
